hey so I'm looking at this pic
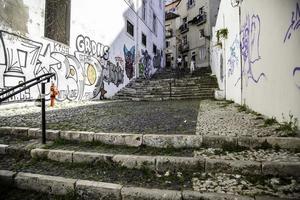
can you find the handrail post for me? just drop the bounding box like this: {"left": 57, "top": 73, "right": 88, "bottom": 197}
{"left": 41, "top": 82, "right": 46, "bottom": 144}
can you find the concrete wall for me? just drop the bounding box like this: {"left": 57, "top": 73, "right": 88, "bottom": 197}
{"left": 0, "top": 0, "right": 165, "bottom": 102}
{"left": 211, "top": 0, "right": 300, "bottom": 125}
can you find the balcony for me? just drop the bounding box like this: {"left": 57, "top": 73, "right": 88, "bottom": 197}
{"left": 179, "top": 23, "right": 189, "bottom": 33}
{"left": 166, "top": 29, "right": 173, "bottom": 38}
{"left": 179, "top": 42, "right": 189, "bottom": 53}
{"left": 191, "top": 13, "right": 207, "bottom": 26}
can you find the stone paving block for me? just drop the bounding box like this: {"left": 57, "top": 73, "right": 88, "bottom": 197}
{"left": 202, "top": 136, "right": 238, "bottom": 148}
{"left": 0, "top": 126, "right": 12, "bottom": 135}
{"left": 76, "top": 180, "right": 122, "bottom": 200}
{"left": 205, "top": 159, "right": 261, "bottom": 175}
{"left": 262, "top": 162, "right": 300, "bottom": 177}
{"left": 266, "top": 137, "right": 300, "bottom": 150}
{"left": 94, "top": 133, "right": 142, "bottom": 147}
{"left": 121, "top": 187, "right": 182, "bottom": 200}
{"left": 112, "top": 155, "right": 156, "bottom": 170}
{"left": 60, "top": 131, "right": 94, "bottom": 142}
{"left": 156, "top": 156, "right": 205, "bottom": 172}
{"left": 47, "top": 149, "right": 74, "bottom": 163}
{"left": 143, "top": 134, "right": 203, "bottom": 148}
{"left": 73, "top": 152, "right": 113, "bottom": 164}
{"left": 30, "top": 148, "right": 49, "bottom": 159}
{"left": 0, "top": 144, "right": 8, "bottom": 154}
{"left": 28, "top": 128, "right": 41, "bottom": 138}
{"left": 11, "top": 127, "right": 29, "bottom": 137}
{"left": 182, "top": 191, "right": 254, "bottom": 200}
{"left": 34, "top": 130, "right": 60, "bottom": 140}
{"left": 15, "top": 172, "right": 76, "bottom": 195}
{"left": 237, "top": 137, "right": 266, "bottom": 149}
{"left": 0, "top": 170, "right": 16, "bottom": 186}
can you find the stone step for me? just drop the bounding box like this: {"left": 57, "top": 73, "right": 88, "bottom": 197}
{"left": 29, "top": 146, "right": 300, "bottom": 177}
{"left": 2, "top": 170, "right": 297, "bottom": 200}
{"left": 0, "top": 161, "right": 299, "bottom": 199}
{"left": 1, "top": 127, "right": 300, "bottom": 151}
{"left": 1, "top": 128, "right": 299, "bottom": 199}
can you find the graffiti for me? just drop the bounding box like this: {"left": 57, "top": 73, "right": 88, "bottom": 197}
{"left": 153, "top": 50, "right": 162, "bottom": 69}
{"left": 103, "top": 59, "right": 124, "bottom": 87}
{"left": 284, "top": 2, "right": 300, "bottom": 43}
{"left": 0, "top": 30, "right": 121, "bottom": 102}
{"left": 293, "top": 67, "right": 300, "bottom": 89}
{"left": 140, "top": 49, "right": 152, "bottom": 79}
{"left": 123, "top": 45, "right": 135, "bottom": 79}
{"left": 240, "top": 14, "right": 266, "bottom": 85}
{"left": 76, "top": 35, "right": 110, "bottom": 60}
{"left": 227, "top": 36, "right": 240, "bottom": 78}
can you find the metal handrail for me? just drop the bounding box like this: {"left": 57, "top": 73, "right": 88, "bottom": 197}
{"left": 0, "top": 73, "right": 55, "bottom": 144}
{"left": 0, "top": 73, "right": 54, "bottom": 99}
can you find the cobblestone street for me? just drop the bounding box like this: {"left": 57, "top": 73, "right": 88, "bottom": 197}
{"left": 0, "top": 99, "right": 295, "bottom": 137}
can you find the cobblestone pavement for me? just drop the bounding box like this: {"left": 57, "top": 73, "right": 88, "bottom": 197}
{"left": 196, "top": 100, "right": 296, "bottom": 137}
{"left": 0, "top": 100, "right": 200, "bottom": 134}
{"left": 0, "top": 99, "right": 298, "bottom": 136}
{"left": 194, "top": 148, "right": 300, "bottom": 162}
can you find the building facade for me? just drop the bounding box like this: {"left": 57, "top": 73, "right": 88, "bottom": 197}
{"left": 211, "top": 0, "right": 300, "bottom": 125}
{"left": 0, "top": 0, "right": 165, "bottom": 103}
{"left": 175, "top": 0, "right": 220, "bottom": 71}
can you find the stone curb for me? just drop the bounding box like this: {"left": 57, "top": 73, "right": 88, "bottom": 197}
{"left": 30, "top": 148, "right": 300, "bottom": 177}
{"left": 0, "top": 170, "right": 296, "bottom": 200}
{"left": 1, "top": 126, "right": 300, "bottom": 150}
{"left": 0, "top": 144, "right": 9, "bottom": 154}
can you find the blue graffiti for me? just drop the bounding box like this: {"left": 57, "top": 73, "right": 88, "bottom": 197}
{"left": 284, "top": 2, "right": 300, "bottom": 43}
{"left": 227, "top": 35, "right": 240, "bottom": 78}
{"left": 240, "top": 14, "right": 266, "bottom": 85}
{"left": 293, "top": 67, "right": 300, "bottom": 89}
{"left": 140, "top": 50, "right": 152, "bottom": 79}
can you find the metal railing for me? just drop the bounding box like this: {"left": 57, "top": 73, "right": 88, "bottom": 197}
{"left": 0, "top": 73, "right": 55, "bottom": 144}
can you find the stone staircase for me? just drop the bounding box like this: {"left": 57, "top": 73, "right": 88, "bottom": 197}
{"left": 113, "top": 69, "right": 218, "bottom": 101}
{"left": 0, "top": 127, "right": 300, "bottom": 199}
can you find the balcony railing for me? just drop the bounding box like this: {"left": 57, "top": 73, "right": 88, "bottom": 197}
{"left": 191, "top": 13, "right": 207, "bottom": 26}
{"left": 179, "top": 23, "right": 189, "bottom": 33}
{"left": 179, "top": 42, "right": 189, "bottom": 53}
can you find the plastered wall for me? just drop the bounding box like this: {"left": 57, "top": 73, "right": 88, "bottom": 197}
{"left": 211, "top": 0, "right": 300, "bottom": 124}
{"left": 0, "top": 0, "right": 165, "bottom": 102}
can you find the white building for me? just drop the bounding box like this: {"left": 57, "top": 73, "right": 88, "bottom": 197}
{"left": 0, "top": 0, "right": 165, "bottom": 102}
{"left": 211, "top": 0, "right": 300, "bottom": 125}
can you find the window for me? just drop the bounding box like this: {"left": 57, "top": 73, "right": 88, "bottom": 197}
{"left": 187, "top": 0, "right": 195, "bottom": 9}
{"left": 166, "top": 41, "right": 170, "bottom": 48}
{"left": 127, "top": 20, "right": 134, "bottom": 37}
{"left": 142, "top": 0, "right": 146, "bottom": 21}
{"left": 153, "top": 44, "right": 157, "bottom": 54}
{"left": 153, "top": 13, "right": 157, "bottom": 34}
{"left": 45, "top": 0, "right": 70, "bottom": 44}
{"left": 199, "top": 46, "right": 206, "bottom": 61}
{"left": 183, "top": 35, "right": 188, "bottom": 44}
{"left": 200, "top": 29, "right": 204, "bottom": 38}
{"left": 142, "top": 33, "right": 147, "bottom": 46}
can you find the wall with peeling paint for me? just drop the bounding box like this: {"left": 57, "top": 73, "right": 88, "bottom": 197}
{"left": 0, "top": 0, "right": 165, "bottom": 102}
{"left": 211, "top": 0, "right": 300, "bottom": 124}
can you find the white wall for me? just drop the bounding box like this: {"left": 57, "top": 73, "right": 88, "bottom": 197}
{"left": 0, "top": 0, "right": 165, "bottom": 102}
{"left": 211, "top": 0, "right": 300, "bottom": 125}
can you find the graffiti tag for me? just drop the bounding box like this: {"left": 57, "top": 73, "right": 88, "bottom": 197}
{"left": 284, "top": 2, "right": 300, "bottom": 43}
{"left": 240, "top": 14, "right": 266, "bottom": 85}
